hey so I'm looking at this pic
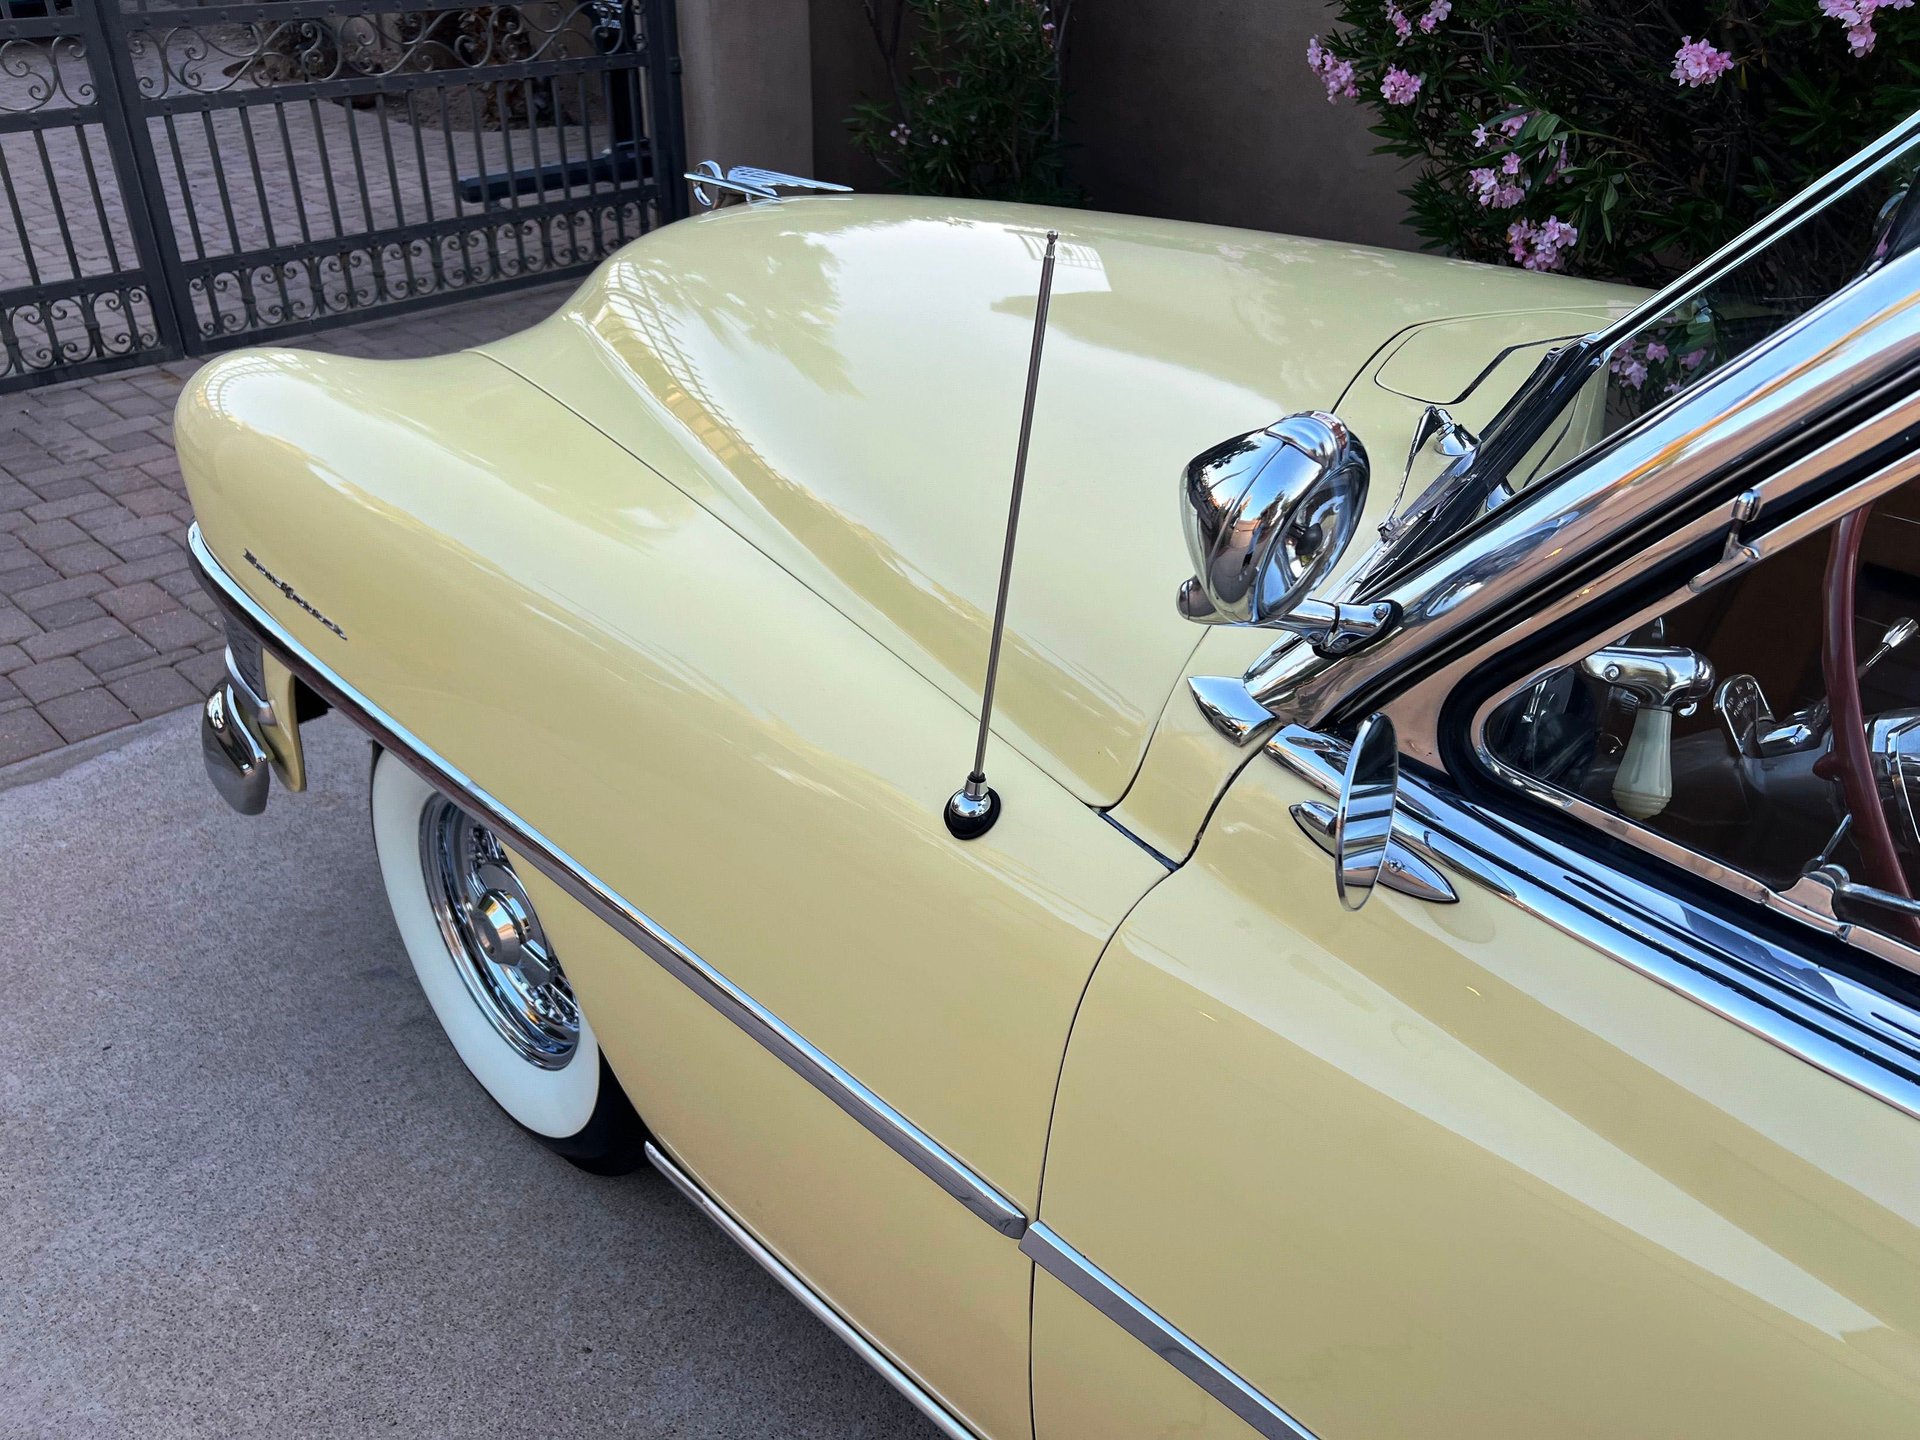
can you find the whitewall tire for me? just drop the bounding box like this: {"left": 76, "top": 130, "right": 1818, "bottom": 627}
{"left": 369, "top": 747, "right": 645, "bottom": 1173}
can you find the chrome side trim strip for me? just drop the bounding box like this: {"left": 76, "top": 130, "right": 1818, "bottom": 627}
{"left": 1020, "top": 1222, "right": 1320, "bottom": 1440}
{"left": 646, "top": 1141, "right": 981, "bottom": 1440}
{"left": 188, "top": 525, "right": 1030, "bottom": 1239}
{"left": 1269, "top": 725, "right": 1920, "bottom": 1123}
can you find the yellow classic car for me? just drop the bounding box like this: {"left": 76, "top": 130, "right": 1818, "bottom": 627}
{"left": 184, "top": 116, "right": 1920, "bottom": 1439}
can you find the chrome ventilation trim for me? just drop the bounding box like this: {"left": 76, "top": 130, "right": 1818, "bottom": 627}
{"left": 1223, "top": 229, "right": 1920, "bottom": 742}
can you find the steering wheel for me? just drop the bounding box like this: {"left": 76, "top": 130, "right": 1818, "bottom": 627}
{"left": 1819, "top": 503, "right": 1920, "bottom": 943}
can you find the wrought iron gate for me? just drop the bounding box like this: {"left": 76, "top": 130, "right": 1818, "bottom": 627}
{"left": 0, "top": 0, "right": 685, "bottom": 393}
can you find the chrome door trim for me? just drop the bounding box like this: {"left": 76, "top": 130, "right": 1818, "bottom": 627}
{"left": 188, "top": 525, "right": 1030, "bottom": 1239}
{"left": 1020, "top": 1222, "right": 1320, "bottom": 1440}
{"left": 646, "top": 1141, "right": 983, "bottom": 1440}
{"left": 1269, "top": 725, "right": 1920, "bottom": 1124}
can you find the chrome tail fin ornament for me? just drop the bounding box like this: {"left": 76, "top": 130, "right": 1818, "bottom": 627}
{"left": 946, "top": 230, "right": 1060, "bottom": 841}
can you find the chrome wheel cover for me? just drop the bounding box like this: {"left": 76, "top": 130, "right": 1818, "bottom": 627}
{"left": 419, "top": 795, "right": 581, "bottom": 1070}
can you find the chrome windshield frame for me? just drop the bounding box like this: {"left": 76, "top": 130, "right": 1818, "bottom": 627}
{"left": 1365, "top": 107, "right": 1920, "bottom": 588}
{"left": 1240, "top": 237, "right": 1920, "bottom": 742}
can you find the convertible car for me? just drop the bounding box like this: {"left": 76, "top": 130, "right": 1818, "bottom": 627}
{"left": 185, "top": 117, "right": 1920, "bottom": 1439}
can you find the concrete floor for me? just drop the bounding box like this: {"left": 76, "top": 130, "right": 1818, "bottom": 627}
{"left": 0, "top": 713, "right": 937, "bottom": 1439}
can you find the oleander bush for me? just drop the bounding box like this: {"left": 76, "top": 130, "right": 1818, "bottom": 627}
{"left": 850, "top": 0, "right": 1078, "bottom": 204}
{"left": 1307, "top": 0, "right": 1920, "bottom": 288}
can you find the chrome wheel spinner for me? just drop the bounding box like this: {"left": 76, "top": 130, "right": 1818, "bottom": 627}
{"left": 419, "top": 796, "right": 580, "bottom": 1070}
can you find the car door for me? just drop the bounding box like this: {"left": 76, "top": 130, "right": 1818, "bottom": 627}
{"left": 1026, "top": 323, "right": 1920, "bottom": 1435}
{"left": 1031, "top": 722, "right": 1920, "bottom": 1438}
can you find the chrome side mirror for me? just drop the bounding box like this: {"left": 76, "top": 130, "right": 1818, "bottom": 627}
{"left": 1332, "top": 712, "right": 1399, "bottom": 910}
{"left": 1176, "top": 411, "right": 1386, "bottom": 652}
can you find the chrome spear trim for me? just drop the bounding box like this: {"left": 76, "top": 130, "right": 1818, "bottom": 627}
{"left": 946, "top": 229, "right": 1060, "bottom": 841}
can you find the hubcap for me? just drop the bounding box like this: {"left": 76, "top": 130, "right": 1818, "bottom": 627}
{"left": 420, "top": 797, "right": 581, "bottom": 1069}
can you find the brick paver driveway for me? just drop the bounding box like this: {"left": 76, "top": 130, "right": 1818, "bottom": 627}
{"left": 0, "top": 282, "right": 572, "bottom": 767}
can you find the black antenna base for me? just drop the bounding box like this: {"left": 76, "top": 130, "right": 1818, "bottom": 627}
{"left": 944, "top": 776, "right": 1002, "bottom": 840}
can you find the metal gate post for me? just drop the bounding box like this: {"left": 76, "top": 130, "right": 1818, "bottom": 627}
{"left": 645, "top": 0, "right": 688, "bottom": 222}
{"left": 80, "top": 1, "right": 192, "bottom": 362}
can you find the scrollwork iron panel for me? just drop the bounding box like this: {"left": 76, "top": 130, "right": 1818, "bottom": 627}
{"left": 109, "top": 0, "right": 685, "bottom": 351}
{"left": 0, "top": 0, "right": 178, "bottom": 391}
{"left": 0, "top": 0, "right": 683, "bottom": 391}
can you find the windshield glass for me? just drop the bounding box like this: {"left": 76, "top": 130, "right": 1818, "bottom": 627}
{"left": 1590, "top": 122, "right": 1920, "bottom": 433}
{"left": 1382, "top": 112, "right": 1920, "bottom": 574}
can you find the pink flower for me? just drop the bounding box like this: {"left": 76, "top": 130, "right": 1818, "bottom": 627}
{"left": 1502, "top": 152, "right": 1522, "bottom": 176}
{"left": 1306, "top": 35, "right": 1359, "bottom": 102}
{"left": 1680, "top": 348, "right": 1709, "bottom": 370}
{"left": 1644, "top": 341, "right": 1669, "bottom": 363}
{"left": 1381, "top": 66, "right": 1423, "bottom": 106}
{"left": 1387, "top": 1, "right": 1413, "bottom": 43}
{"left": 1507, "top": 216, "right": 1579, "bottom": 272}
{"left": 1499, "top": 112, "right": 1529, "bottom": 139}
{"left": 1820, "top": 0, "right": 1873, "bottom": 53}
{"left": 1469, "top": 167, "right": 1522, "bottom": 208}
{"left": 1420, "top": 0, "right": 1452, "bottom": 32}
{"left": 1472, "top": 123, "right": 1489, "bottom": 147}
{"left": 1821, "top": 0, "right": 1910, "bottom": 55}
{"left": 1671, "top": 36, "right": 1735, "bottom": 87}
{"left": 1610, "top": 352, "right": 1649, "bottom": 389}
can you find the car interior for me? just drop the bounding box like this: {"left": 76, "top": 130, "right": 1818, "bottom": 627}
{"left": 1485, "top": 478, "right": 1920, "bottom": 945}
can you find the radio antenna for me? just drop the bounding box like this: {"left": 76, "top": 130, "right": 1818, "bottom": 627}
{"left": 946, "top": 229, "right": 1059, "bottom": 840}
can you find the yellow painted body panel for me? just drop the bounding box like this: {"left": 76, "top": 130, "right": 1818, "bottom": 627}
{"left": 514, "top": 863, "right": 1038, "bottom": 1439}
{"left": 1108, "top": 304, "right": 1633, "bottom": 862}
{"left": 1038, "top": 752, "right": 1920, "bottom": 1438}
{"left": 257, "top": 650, "right": 307, "bottom": 791}
{"left": 178, "top": 191, "right": 1846, "bottom": 1440}
{"left": 178, "top": 347, "right": 1163, "bottom": 1439}
{"left": 482, "top": 197, "right": 1635, "bottom": 805}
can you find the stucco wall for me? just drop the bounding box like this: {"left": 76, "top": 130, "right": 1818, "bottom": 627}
{"left": 679, "top": 0, "right": 815, "bottom": 180}
{"left": 806, "top": 1, "right": 1417, "bottom": 250}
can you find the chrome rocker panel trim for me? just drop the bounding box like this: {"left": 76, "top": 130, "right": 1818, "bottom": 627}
{"left": 187, "top": 525, "right": 1028, "bottom": 1239}
{"left": 1269, "top": 725, "right": 1920, "bottom": 1125}
{"left": 1020, "top": 1222, "right": 1321, "bottom": 1440}
{"left": 647, "top": 1141, "right": 981, "bottom": 1440}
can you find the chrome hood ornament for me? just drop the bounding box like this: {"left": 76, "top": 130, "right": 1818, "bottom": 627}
{"left": 686, "top": 161, "right": 852, "bottom": 209}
